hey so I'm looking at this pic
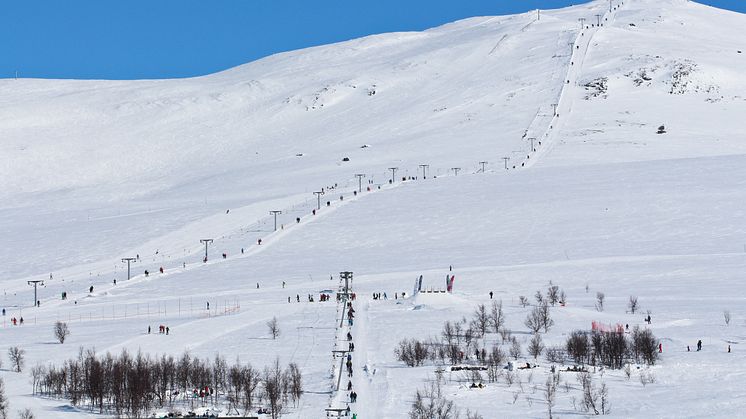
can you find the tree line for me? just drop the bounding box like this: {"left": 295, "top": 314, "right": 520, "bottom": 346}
{"left": 32, "top": 348, "right": 302, "bottom": 419}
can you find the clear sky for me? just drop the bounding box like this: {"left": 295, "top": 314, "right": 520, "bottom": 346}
{"left": 2, "top": 0, "right": 743, "bottom": 80}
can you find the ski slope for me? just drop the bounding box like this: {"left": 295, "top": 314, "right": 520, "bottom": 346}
{"left": 2, "top": 0, "right": 746, "bottom": 417}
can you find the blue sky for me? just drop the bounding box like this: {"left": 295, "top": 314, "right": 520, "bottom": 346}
{"left": 2, "top": 0, "right": 743, "bottom": 80}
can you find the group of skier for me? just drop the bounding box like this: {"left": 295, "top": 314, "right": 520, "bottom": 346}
{"left": 148, "top": 324, "right": 170, "bottom": 335}
{"left": 287, "top": 293, "right": 327, "bottom": 303}
{"left": 345, "top": 300, "right": 360, "bottom": 413}
{"left": 8, "top": 316, "right": 24, "bottom": 326}
{"left": 347, "top": 304, "right": 355, "bottom": 326}
{"left": 686, "top": 340, "right": 704, "bottom": 352}
{"left": 372, "top": 291, "right": 407, "bottom": 301}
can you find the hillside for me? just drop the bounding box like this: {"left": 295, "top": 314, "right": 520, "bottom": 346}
{"left": 544, "top": 0, "right": 746, "bottom": 166}
{"left": 2, "top": 0, "right": 601, "bottom": 280}
{"left": 1, "top": 0, "right": 746, "bottom": 417}
{"left": 3, "top": 0, "right": 744, "bottom": 281}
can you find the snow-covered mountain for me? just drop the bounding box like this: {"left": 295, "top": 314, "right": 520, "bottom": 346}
{"left": 2, "top": 0, "right": 744, "bottom": 280}
{"left": 2, "top": 0, "right": 746, "bottom": 417}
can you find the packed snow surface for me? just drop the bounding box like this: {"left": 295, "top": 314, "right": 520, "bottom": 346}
{"left": 1, "top": 0, "right": 746, "bottom": 417}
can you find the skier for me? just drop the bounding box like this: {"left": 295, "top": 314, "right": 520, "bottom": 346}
{"left": 148, "top": 325, "right": 151, "bottom": 334}
{"left": 658, "top": 343, "right": 662, "bottom": 353}
{"left": 159, "top": 266, "right": 164, "bottom": 274}
{"left": 296, "top": 294, "right": 300, "bottom": 302}
{"left": 113, "top": 279, "right": 117, "bottom": 285}
{"left": 347, "top": 381, "right": 353, "bottom": 391}
{"left": 144, "top": 270, "right": 149, "bottom": 277}
{"left": 207, "top": 302, "right": 210, "bottom": 310}
{"left": 241, "top": 248, "right": 244, "bottom": 254}
{"left": 489, "top": 291, "right": 494, "bottom": 299}
{"left": 282, "top": 281, "right": 286, "bottom": 288}
{"left": 347, "top": 332, "right": 353, "bottom": 341}
{"left": 222, "top": 253, "right": 227, "bottom": 259}
{"left": 697, "top": 340, "right": 702, "bottom": 351}
{"left": 166, "top": 326, "right": 169, "bottom": 335}
{"left": 257, "top": 239, "right": 262, "bottom": 245}
{"left": 89, "top": 286, "right": 94, "bottom": 293}
{"left": 296, "top": 217, "right": 301, "bottom": 223}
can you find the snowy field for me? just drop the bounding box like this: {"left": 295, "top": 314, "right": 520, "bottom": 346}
{"left": 2, "top": 0, "right": 746, "bottom": 417}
